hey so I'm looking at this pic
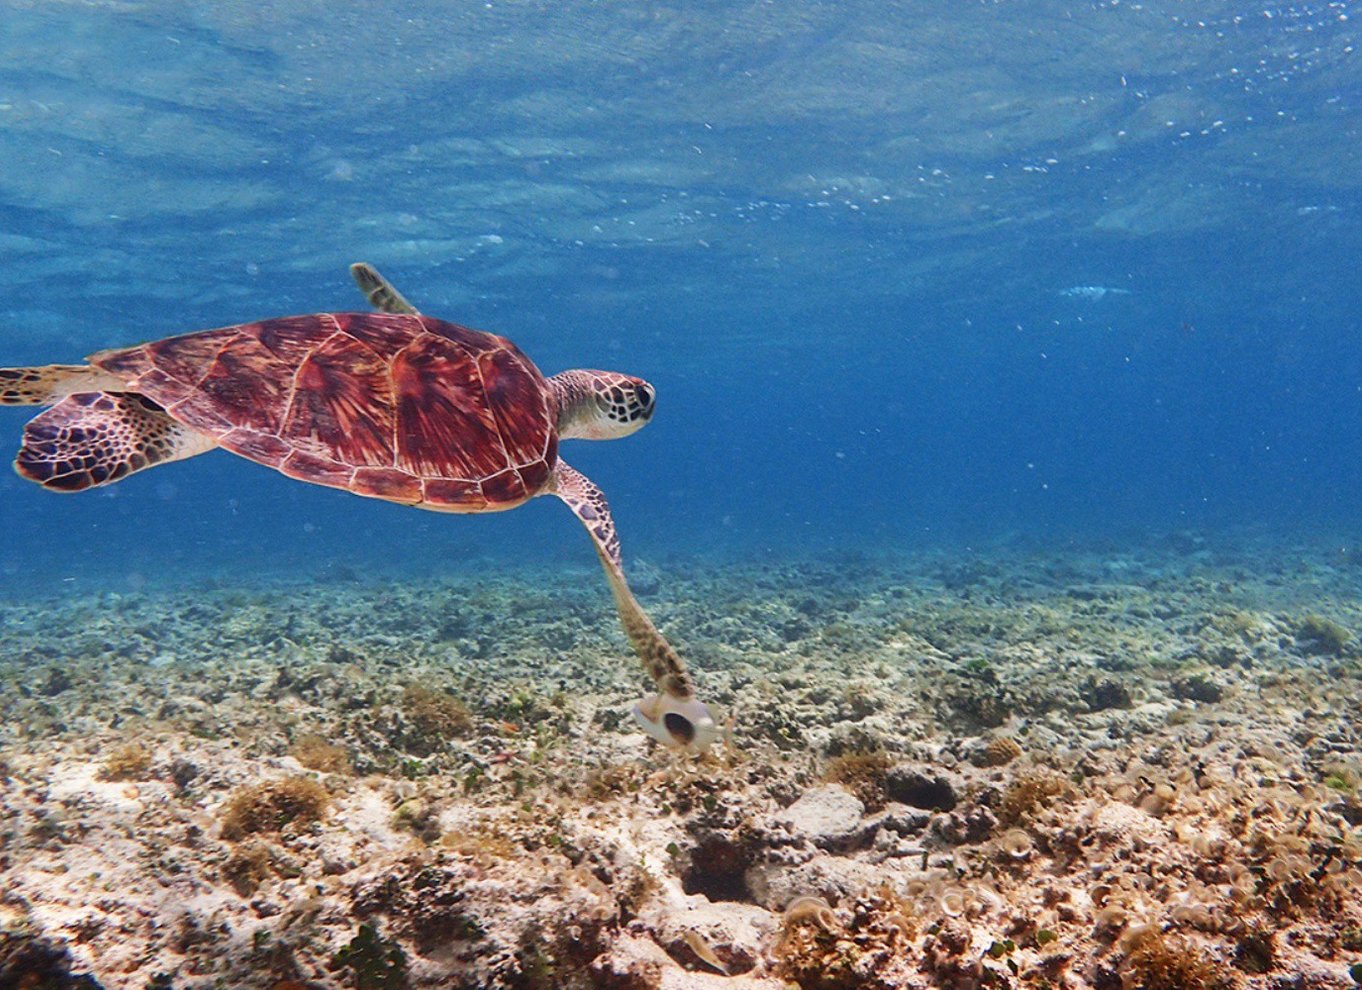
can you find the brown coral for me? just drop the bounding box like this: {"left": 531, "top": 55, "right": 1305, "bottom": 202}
{"left": 978, "top": 736, "right": 1023, "bottom": 767}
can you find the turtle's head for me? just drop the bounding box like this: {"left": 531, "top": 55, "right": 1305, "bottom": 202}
{"left": 550, "top": 370, "right": 656, "bottom": 440}
{"left": 632, "top": 693, "right": 726, "bottom": 753}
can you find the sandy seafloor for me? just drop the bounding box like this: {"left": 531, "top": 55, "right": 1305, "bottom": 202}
{"left": 0, "top": 533, "right": 1360, "bottom": 990}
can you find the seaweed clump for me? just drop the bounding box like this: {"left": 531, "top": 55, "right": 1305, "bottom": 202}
{"left": 98, "top": 742, "right": 152, "bottom": 781}
{"left": 1118, "top": 929, "right": 1231, "bottom": 990}
{"left": 220, "top": 775, "right": 330, "bottom": 840}
{"left": 774, "top": 915, "right": 883, "bottom": 990}
{"left": 400, "top": 685, "right": 474, "bottom": 754}
{"left": 289, "top": 733, "right": 352, "bottom": 774}
{"left": 440, "top": 827, "right": 519, "bottom": 863}
{"left": 997, "top": 769, "right": 1073, "bottom": 826}
{"left": 774, "top": 887, "right": 910, "bottom": 990}
{"left": 221, "top": 839, "right": 274, "bottom": 895}
{"left": 823, "top": 750, "right": 894, "bottom": 810}
{"left": 1231, "top": 927, "right": 1276, "bottom": 975}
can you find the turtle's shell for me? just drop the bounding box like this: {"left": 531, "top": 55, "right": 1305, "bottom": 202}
{"left": 91, "top": 313, "right": 558, "bottom": 510}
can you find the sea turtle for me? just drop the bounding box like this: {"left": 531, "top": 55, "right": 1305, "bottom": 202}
{"left": 0, "top": 264, "right": 721, "bottom": 751}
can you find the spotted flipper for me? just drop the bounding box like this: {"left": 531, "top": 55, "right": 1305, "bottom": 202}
{"left": 350, "top": 262, "right": 419, "bottom": 315}
{"left": 15, "top": 392, "right": 217, "bottom": 492}
{"left": 550, "top": 460, "right": 721, "bottom": 750}
{"left": 0, "top": 364, "right": 125, "bottom": 406}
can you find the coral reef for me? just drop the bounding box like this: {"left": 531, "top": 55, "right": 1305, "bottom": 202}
{"left": 0, "top": 535, "right": 1359, "bottom": 988}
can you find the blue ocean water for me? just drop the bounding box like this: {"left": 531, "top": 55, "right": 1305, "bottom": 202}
{"left": 0, "top": 1, "right": 1358, "bottom": 594}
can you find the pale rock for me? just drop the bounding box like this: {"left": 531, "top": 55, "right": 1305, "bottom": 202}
{"left": 771, "top": 784, "right": 866, "bottom": 850}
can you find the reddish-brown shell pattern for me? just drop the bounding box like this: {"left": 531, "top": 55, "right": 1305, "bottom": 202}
{"left": 91, "top": 313, "right": 558, "bottom": 510}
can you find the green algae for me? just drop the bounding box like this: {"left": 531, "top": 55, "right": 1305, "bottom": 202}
{"left": 1296, "top": 613, "right": 1352, "bottom": 656}
{"left": 332, "top": 924, "right": 408, "bottom": 990}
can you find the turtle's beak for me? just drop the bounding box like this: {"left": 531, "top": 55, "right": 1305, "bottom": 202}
{"left": 632, "top": 693, "right": 724, "bottom": 753}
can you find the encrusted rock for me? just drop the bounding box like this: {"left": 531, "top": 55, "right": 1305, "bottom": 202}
{"left": 643, "top": 898, "right": 778, "bottom": 979}
{"left": 872, "top": 806, "right": 932, "bottom": 836}
{"left": 1170, "top": 671, "right": 1225, "bottom": 703}
{"left": 931, "top": 804, "right": 997, "bottom": 845}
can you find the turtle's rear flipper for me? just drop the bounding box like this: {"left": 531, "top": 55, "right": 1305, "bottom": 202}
{"left": 15, "top": 392, "right": 216, "bottom": 492}
{"left": 350, "top": 262, "right": 420, "bottom": 315}
{"left": 348, "top": 261, "right": 416, "bottom": 315}
{"left": 0, "top": 364, "right": 125, "bottom": 405}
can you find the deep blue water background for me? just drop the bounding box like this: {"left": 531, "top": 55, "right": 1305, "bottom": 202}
{"left": 1, "top": 1, "right": 1359, "bottom": 594}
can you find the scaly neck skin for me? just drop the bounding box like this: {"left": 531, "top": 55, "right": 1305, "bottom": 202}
{"left": 549, "top": 371, "right": 603, "bottom": 440}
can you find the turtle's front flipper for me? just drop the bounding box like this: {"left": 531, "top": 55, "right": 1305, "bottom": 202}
{"left": 15, "top": 392, "right": 216, "bottom": 491}
{"left": 349, "top": 262, "right": 420, "bottom": 315}
{"left": 550, "top": 460, "right": 722, "bottom": 752}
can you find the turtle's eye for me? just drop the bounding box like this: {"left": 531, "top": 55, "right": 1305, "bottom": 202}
{"left": 635, "top": 384, "right": 655, "bottom": 417}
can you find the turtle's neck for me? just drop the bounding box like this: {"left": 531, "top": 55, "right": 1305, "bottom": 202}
{"left": 548, "top": 371, "right": 601, "bottom": 440}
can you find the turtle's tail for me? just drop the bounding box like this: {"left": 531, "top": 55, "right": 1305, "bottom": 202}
{"left": 0, "top": 364, "right": 124, "bottom": 405}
